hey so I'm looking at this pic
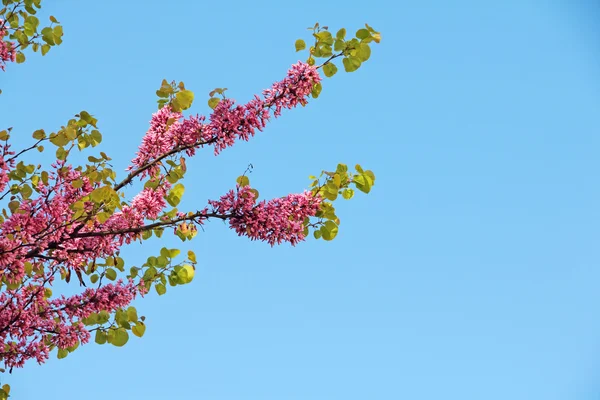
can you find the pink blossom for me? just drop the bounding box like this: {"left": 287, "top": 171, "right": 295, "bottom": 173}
{"left": 129, "top": 62, "right": 320, "bottom": 171}
{"left": 0, "top": 23, "right": 16, "bottom": 71}
{"left": 209, "top": 186, "right": 322, "bottom": 246}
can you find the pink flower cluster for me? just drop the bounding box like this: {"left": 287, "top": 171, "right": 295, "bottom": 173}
{"left": 129, "top": 62, "right": 321, "bottom": 171}
{"left": 209, "top": 186, "right": 322, "bottom": 246}
{"left": 262, "top": 61, "right": 322, "bottom": 117}
{"left": 0, "top": 24, "right": 16, "bottom": 71}
{"left": 0, "top": 279, "right": 141, "bottom": 368}
{"left": 129, "top": 106, "right": 204, "bottom": 177}
{"left": 0, "top": 143, "right": 15, "bottom": 192}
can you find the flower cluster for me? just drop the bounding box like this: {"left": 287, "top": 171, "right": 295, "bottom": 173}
{"left": 209, "top": 186, "right": 322, "bottom": 246}
{"left": 0, "top": 279, "right": 143, "bottom": 368}
{"left": 129, "top": 62, "right": 321, "bottom": 172}
{"left": 262, "top": 61, "right": 322, "bottom": 116}
{"left": 0, "top": 24, "right": 16, "bottom": 71}
{"left": 0, "top": 143, "right": 15, "bottom": 193}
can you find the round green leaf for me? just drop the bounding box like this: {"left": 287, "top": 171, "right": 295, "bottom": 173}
{"left": 111, "top": 328, "right": 129, "bottom": 347}
{"left": 236, "top": 175, "right": 250, "bottom": 187}
{"left": 176, "top": 90, "right": 194, "bottom": 110}
{"left": 321, "top": 221, "right": 339, "bottom": 241}
{"left": 155, "top": 283, "right": 166, "bottom": 296}
{"left": 57, "top": 348, "right": 68, "bottom": 359}
{"left": 208, "top": 97, "right": 220, "bottom": 109}
{"left": 342, "top": 188, "right": 354, "bottom": 200}
{"left": 177, "top": 264, "right": 195, "bottom": 284}
{"left": 295, "top": 39, "right": 306, "bottom": 52}
{"left": 323, "top": 63, "right": 338, "bottom": 78}
{"left": 132, "top": 322, "right": 146, "bottom": 338}
{"left": 105, "top": 268, "right": 117, "bottom": 281}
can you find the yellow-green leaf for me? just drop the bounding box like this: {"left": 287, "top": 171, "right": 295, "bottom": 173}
{"left": 176, "top": 90, "right": 194, "bottom": 110}
{"left": 295, "top": 39, "right": 306, "bottom": 52}
{"left": 132, "top": 322, "right": 146, "bottom": 338}
{"left": 111, "top": 328, "right": 129, "bottom": 347}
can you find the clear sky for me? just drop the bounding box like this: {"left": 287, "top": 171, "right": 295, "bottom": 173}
{"left": 2, "top": 1, "right": 600, "bottom": 399}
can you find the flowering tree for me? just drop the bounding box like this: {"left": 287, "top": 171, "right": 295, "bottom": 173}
{"left": 0, "top": 0, "right": 379, "bottom": 396}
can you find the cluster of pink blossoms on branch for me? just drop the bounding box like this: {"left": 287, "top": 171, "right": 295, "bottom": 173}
{"left": 0, "top": 23, "right": 16, "bottom": 71}
{"left": 0, "top": 61, "right": 325, "bottom": 369}
{"left": 130, "top": 62, "right": 321, "bottom": 173}
{"left": 209, "top": 186, "right": 322, "bottom": 246}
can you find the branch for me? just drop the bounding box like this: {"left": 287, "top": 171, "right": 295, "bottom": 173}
{"left": 5, "top": 137, "right": 45, "bottom": 163}
{"left": 316, "top": 52, "right": 344, "bottom": 69}
{"left": 113, "top": 138, "right": 214, "bottom": 191}
{"left": 72, "top": 210, "right": 231, "bottom": 239}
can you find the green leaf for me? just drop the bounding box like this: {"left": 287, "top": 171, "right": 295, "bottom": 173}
{"left": 171, "top": 183, "right": 185, "bottom": 198}
{"left": 295, "top": 39, "right": 306, "bottom": 52}
{"left": 313, "top": 230, "right": 322, "bottom": 239}
{"left": 358, "top": 43, "right": 371, "bottom": 62}
{"left": 188, "top": 250, "right": 197, "bottom": 263}
{"left": 25, "top": 15, "right": 39, "bottom": 30}
{"left": 41, "top": 44, "right": 50, "bottom": 55}
{"left": 311, "top": 82, "right": 322, "bottom": 99}
{"left": 67, "top": 340, "right": 80, "bottom": 352}
{"left": 321, "top": 220, "right": 339, "bottom": 241}
{"left": 132, "top": 322, "right": 146, "bottom": 338}
{"left": 8, "top": 200, "right": 21, "bottom": 214}
{"left": 342, "top": 188, "right": 354, "bottom": 199}
{"left": 236, "top": 175, "right": 250, "bottom": 187}
{"left": 97, "top": 310, "right": 110, "bottom": 324}
{"left": 105, "top": 268, "right": 117, "bottom": 281}
{"left": 111, "top": 328, "right": 129, "bottom": 347}
{"left": 126, "top": 306, "right": 138, "bottom": 322}
{"left": 1, "top": 385, "right": 10, "bottom": 398}
{"left": 32, "top": 129, "right": 46, "bottom": 139}
{"left": 53, "top": 25, "right": 63, "bottom": 44}
{"left": 15, "top": 52, "right": 25, "bottom": 63}
{"left": 323, "top": 63, "right": 338, "bottom": 78}
{"left": 315, "top": 31, "right": 334, "bottom": 45}
{"left": 342, "top": 56, "right": 361, "bottom": 72}
{"left": 95, "top": 330, "right": 107, "bottom": 345}
{"left": 155, "top": 283, "right": 166, "bottom": 295}
{"left": 57, "top": 348, "right": 68, "bottom": 359}
{"left": 354, "top": 174, "right": 372, "bottom": 193}
{"left": 90, "top": 274, "right": 99, "bottom": 284}
{"left": 356, "top": 29, "right": 371, "bottom": 40}
{"left": 20, "top": 184, "right": 33, "bottom": 199}
{"left": 336, "top": 163, "right": 348, "bottom": 174}
{"left": 176, "top": 90, "right": 194, "bottom": 110}
{"left": 41, "top": 26, "right": 54, "bottom": 44}
{"left": 55, "top": 147, "right": 67, "bottom": 160}
{"left": 208, "top": 97, "right": 220, "bottom": 109}
{"left": 333, "top": 173, "right": 341, "bottom": 187}
{"left": 49, "top": 132, "right": 69, "bottom": 146}
{"left": 177, "top": 264, "right": 195, "bottom": 284}
{"left": 336, "top": 28, "right": 346, "bottom": 40}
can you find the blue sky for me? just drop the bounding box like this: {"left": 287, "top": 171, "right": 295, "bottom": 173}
{"left": 2, "top": 1, "right": 600, "bottom": 399}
